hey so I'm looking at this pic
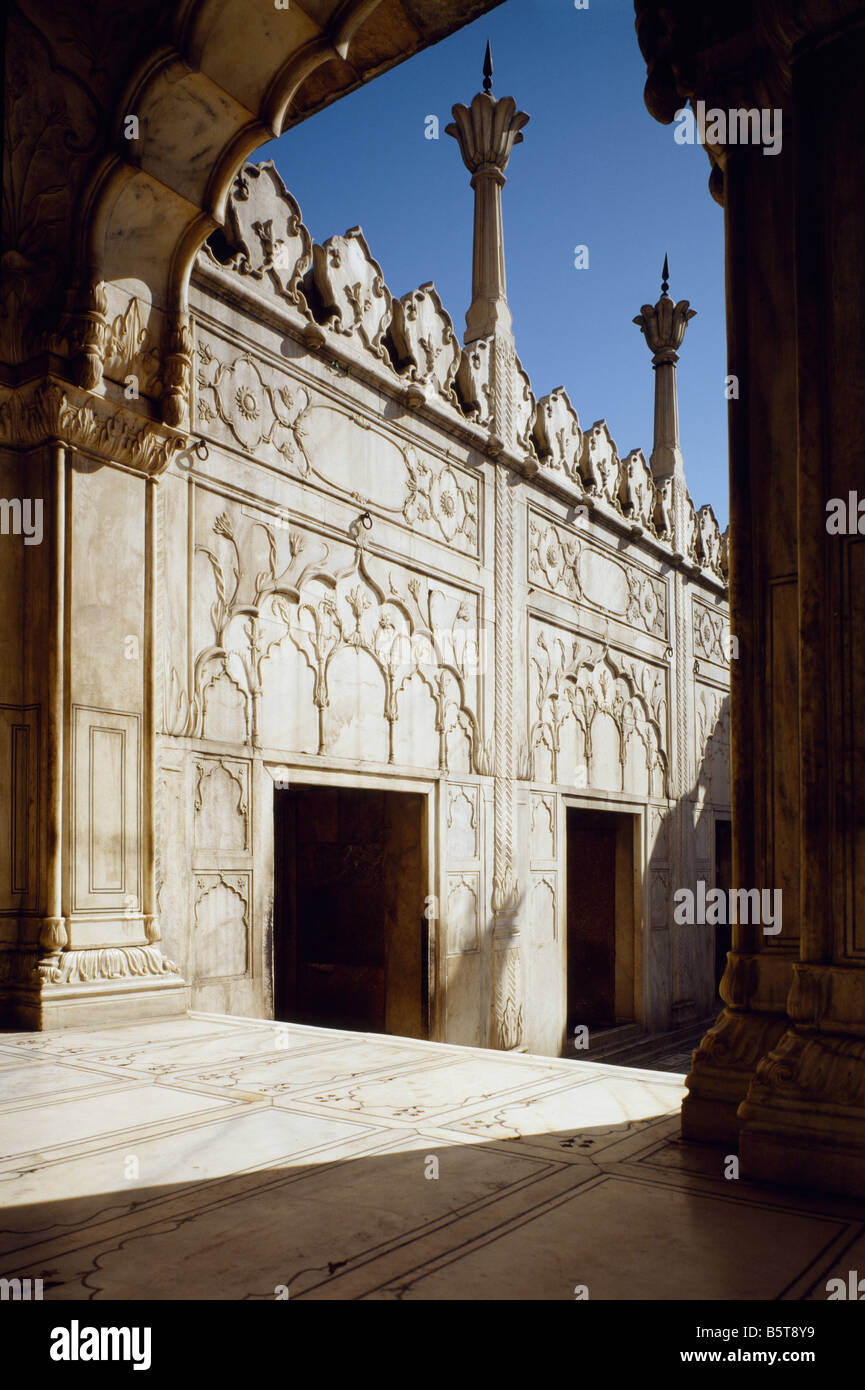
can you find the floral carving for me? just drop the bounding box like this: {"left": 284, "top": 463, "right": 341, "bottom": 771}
{"left": 626, "top": 569, "right": 666, "bottom": 637}
{"left": 693, "top": 600, "right": 728, "bottom": 663}
{"left": 185, "top": 509, "right": 483, "bottom": 773}
{"left": 404, "top": 448, "right": 477, "bottom": 549}
{"left": 196, "top": 345, "right": 311, "bottom": 468}
{"left": 530, "top": 633, "right": 667, "bottom": 793}
{"left": 529, "top": 520, "right": 580, "bottom": 597}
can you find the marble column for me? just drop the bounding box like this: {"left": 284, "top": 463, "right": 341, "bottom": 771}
{"left": 635, "top": 267, "right": 700, "bottom": 1027}
{"left": 737, "top": 3, "right": 865, "bottom": 1195}
{"left": 448, "top": 50, "right": 530, "bottom": 1048}
{"left": 634, "top": 0, "right": 865, "bottom": 1190}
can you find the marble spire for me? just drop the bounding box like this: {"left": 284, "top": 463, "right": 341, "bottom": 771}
{"left": 633, "top": 256, "right": 696, "bottom": 481}
{"left": 446, "top": 45, "right": 529, "bottom": 344}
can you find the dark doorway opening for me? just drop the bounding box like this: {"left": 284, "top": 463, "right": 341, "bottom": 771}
{"left": 566, "top": 807, "right": 636, "bottom": 1030}
{"left": 273, "top": 784, "right": 428, "bottom": 1037}
{"left": 714, "top": 817, "right": 732, "bottom": 997}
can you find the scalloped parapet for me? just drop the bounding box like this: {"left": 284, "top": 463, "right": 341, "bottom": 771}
{"left": 390, "top": 282, "right": 460, "bottom": 405}
{"left": 533, "top": 386, "right": 582, "bottom": 480}
{"left": 696, "top": 503, "right": 724, "bottom": 578}
{"left": 680, "top": 489, "right": 699, "bottom": 562}
{"left": 312, "top": 226, "right": 394, "bottom": 364}
{"left": 655, "top": 475, "right": 674, "bottom": 539}
{"left": 620, "top": 448, "right": 657, "bottom": 533}
{"left": 456, "top": 337, "right": 492, "bottom": 426}
{"left": 581, "top": 420, "right": 621, "bottom": 509}
{"left": 201, "top": 161, "right": 313, "bottom": 313}
{"left": 512, "top": 350, "right": 536, "bottom": 457}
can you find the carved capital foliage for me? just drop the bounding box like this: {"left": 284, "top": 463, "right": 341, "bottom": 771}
{"left": 0, "top": 377, "right": 183, "bottom": 474}
{"left": 161, "top": 315, "right": 194, "bottom": 429}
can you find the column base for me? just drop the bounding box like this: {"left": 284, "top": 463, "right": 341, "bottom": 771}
{"left": 4, "top": 943, "right": 189, "bottom": 1030}
{"left": 738, "top": 1028, "right": 865, "bottom": 1198}
{"left": 681, "top": 1006, "right": 788, "bottom": 1143}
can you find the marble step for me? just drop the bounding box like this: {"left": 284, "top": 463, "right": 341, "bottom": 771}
{"left": 585, "top": 1018, "right": 717, "bottom": 1069}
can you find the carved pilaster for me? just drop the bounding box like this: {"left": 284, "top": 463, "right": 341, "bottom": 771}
{"left": 161, "top": 314, "right": 194, "bottom": 429}
{"left": 73, "top": 281, "right": 108, "bottom": 391}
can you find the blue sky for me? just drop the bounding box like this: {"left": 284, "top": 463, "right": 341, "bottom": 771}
{"left": 256, "top": 0, "right": 729, "bottom": 527}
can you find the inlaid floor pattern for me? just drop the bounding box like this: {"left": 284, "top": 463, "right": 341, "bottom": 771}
{"left": 1, "top": 1013, "right": 862, "bottom": 1300}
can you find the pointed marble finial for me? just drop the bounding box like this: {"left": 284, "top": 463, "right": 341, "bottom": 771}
{"left": 483, "top": 40, "right": 493, "bottom": 93}
{"left": 633, "top": 263, "right": 697, "bottom": 481}
{"left": 446, "top": 55, "right": 529, "bottom": 343}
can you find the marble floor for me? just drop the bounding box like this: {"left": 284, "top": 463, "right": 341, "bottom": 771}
{"left": 1, "top": 1012, "right": 863, "bottom": 1301}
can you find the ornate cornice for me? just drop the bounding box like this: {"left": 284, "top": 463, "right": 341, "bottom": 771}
{"left": 0, "top": 376, "right": 185, "bottom": 474}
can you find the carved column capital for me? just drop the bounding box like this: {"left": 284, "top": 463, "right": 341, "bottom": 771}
{"left": 0, "top": 376, "right": 184, "bottom": 476}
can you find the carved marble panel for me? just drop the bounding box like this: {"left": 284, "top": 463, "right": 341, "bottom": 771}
{"left": 530, "top": 873, "right": 557, "bottom": 944}
{"left": 0, "top": 706, "right": 38, "bottom": 911}
{"left": 447, "top": 784, "right": 480, "bottom": 860}
{"left": 184, "top": 503, "right": 483, "bottom": 773}
{"left": 695, "top": 684, "right": 731, "bottom": 806}
{"left": 194, "top": 757, "right": 250, "bottom": 853}
{"left": 72, "top": 707, "right": 140, "bottom": 912}
{"left": 195, "top": 340, "right": 311, "bottom": 469}
{"left": 195, "top": 333, "right": 479, "bottom": 554}
{"left": 693, "top": 598, "right": 730, "bottom": 665}
{"left": 446, "top": 872, "right": 480, "bottom": 955}
{"left": 528, "top": 512, "right": 666, "bottom": 638}
{"left": 530, "top": 793, "right": 556, "bottom": 862}
{"left": 529, "top": 623, "right": 667, "bottom": 796}
{"left": 192, "top": 872, "right": 250, "bottom": 981}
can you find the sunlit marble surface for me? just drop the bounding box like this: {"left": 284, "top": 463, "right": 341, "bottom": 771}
{"left": 1, "top": 1013, "right": 863, "bottom": 1300}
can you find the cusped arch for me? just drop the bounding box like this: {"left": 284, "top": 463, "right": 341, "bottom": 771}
{"left": 12, "top": 0, "right": 501, "bottom": 404}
